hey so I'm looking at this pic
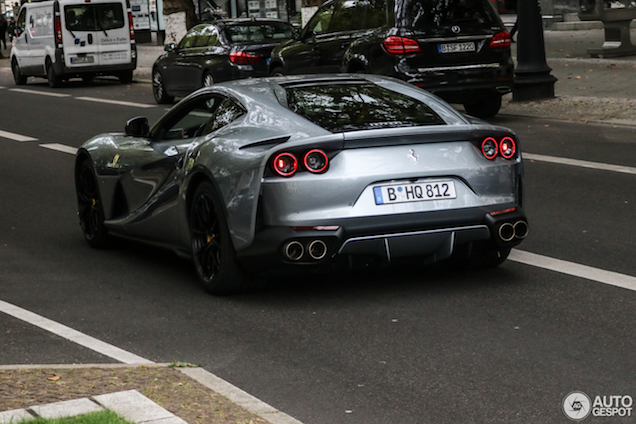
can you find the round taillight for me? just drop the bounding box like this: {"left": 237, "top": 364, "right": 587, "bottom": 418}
{"left": 273, "top": 152, "right": 298, "bottom": 177}
{"left": 481, "top": 137, "right": 498, "bottom": 160}
{"left": 499, "top": 136, "right": 516, "bottom": 159}
{"left": 303, "top": 149, "right": 329, "bottom": 173}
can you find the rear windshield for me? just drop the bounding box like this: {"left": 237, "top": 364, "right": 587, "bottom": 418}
{"left": 65, "top": 3, "right": 125, "bottom": 32}
{"left": 395, "top": 0, "right": 500, "bottom": 32}
{"left": 285, "top": 83, "right": 445, "bottom": 133}
{"left": 224, "top": 22, "right": 293, "bottom": 43}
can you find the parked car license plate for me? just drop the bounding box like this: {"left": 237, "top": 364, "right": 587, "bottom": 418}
{"left": 374, "top": 181, "right": 457, "bottom": 205}
{"left": 71, "top": 55, "right": 95, "bottom": 64}
{"left": 438, "top": 42, "right": 476, "bottom": 53}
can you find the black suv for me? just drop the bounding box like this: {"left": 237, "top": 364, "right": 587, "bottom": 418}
{"left": 269, "top": 0, "right": 513, "bottom": 118}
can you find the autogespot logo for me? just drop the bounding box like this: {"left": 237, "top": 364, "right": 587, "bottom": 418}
{"left": 563, "top": 391, "right": 634, "bottom": 421}
{"left": 563, "top": 392, "right": 592, "bottom": 421}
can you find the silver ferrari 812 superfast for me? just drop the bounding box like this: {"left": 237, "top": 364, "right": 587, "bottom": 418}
{"left": 75, "top": 74, "right": 528, "bottom": 294}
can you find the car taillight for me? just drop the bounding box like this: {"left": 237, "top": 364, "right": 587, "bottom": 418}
{"left": 481, "top": 137, "right": 498, "bottom": 160}
{"left": 273, "top": 152, "right": 298, "bottom": 177}
{"left": 480, "top": 136, "right": 517, "bottom": 160}
{"left": 230, "top": 51, "right": 261, "bottom": 64}
{"left": 55, "top": 15, "right": 62, "bottom": 44}
{"left": 271, "top": 149, "right": 331, "bottom": 177}
{"left": 499, "top": 136, "right": 516, "bottom": 159}
{"left": 490, "top": 31, "right": 511, "bottom": 49}
{"left": 303, "top": 149, "right": 328, "bottom": 173}
{"left": 128, "top": 12, "right": 135, "bottom": 39}
{"left": 383, "top": 36, "right": 421, "bottom": 55}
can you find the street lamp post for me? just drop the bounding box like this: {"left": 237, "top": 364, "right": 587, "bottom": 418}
{"left": 512, "top": 0, "right": 557, "bottom": 101}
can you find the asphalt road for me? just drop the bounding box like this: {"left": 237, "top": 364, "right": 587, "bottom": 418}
{"left": 1, "top": 72, "right": 636, "bottom": 424}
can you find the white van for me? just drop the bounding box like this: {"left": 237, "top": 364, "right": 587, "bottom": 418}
{"left": 10, "top": 0, "right": 137, "bottom": 87}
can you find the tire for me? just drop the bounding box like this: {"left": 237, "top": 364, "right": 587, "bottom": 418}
{"left": 46, "top": 59, "right": 63, "bottom": 88}
{"left": 152, "top": 68, "right": 174, "bottom": 104}
{"left": 270, "top": 67, "right": 284, "bottom": 77}
{"left": 12, "top": 59, "right": 27, "bottom": 85}
{"left": 463, "top": 94, "right": 502, "bottom": 119}
{"left": 202, "top": 71, "right": 215, "bottom": 88}
{"left": 82, "top": 74, "right": 95, "bottom": 83}
{"left": 119, "top": 70, "right": 134, "bottom": 84}
{"left": 189, "top": 182, "right": 260, "bottom": 295}
{"left": 76, "top": 160, "right": 109, "bottom": 248}
{"left": 468, "top": 247, "right": 511, "bottom": 269}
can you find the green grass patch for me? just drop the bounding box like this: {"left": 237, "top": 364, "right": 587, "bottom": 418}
{"left": 16, "top": 410, "right": 135, "bottom": 424}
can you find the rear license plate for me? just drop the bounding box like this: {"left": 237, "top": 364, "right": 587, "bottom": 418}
{"left": 71, "top": 55, "right": 94, "bottom": 64}
{"left": 374, "top": 181, "right": 457, "bottom": 205}
{"left": 438, "top": 42, "right": 476, "bottom": 53}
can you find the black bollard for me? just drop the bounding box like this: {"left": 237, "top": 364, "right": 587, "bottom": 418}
{"left": 512, "top": 0, "right": 557, "bottom": 101}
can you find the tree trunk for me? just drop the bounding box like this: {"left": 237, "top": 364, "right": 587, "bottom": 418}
{"left": 163, "top": 0, "right": 198, "bottom": 44}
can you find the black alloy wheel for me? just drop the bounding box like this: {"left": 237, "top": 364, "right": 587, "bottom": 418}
{"left": 76, "top": 160, "right": 109, "bottom": 248}
{"left": 152, "top": 68, "right": 174, "bottom": 104}
{"left": 269, "top": 67, "right": 284, "bottom": 77}
{"left": 190, "top": 182, "right": 260, "bottom": 295}
{"left": 202, "top": 71, "right": 215, "bottom": 88}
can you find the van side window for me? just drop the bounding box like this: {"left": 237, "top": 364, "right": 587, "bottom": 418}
{"left": 16, "top": 8, "right": 26, "bottom": 36}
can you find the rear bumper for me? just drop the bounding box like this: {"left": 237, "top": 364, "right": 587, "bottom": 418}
{"left": 236, "top": 206, "right": 527, "bottom": 274}
{"left": 396, "top": 59, "right": 515, "bottom": 102}
{"left": 54, "top": 46, "right": 137, "bottom": 77}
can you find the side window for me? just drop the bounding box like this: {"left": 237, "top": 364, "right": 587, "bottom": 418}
{"left": 305, "top": 3, "right": 335, "bottom": 36}
{"left": 16, "top": 9, "right": 27, "bottom": 35}
{"left": 329, "top": 1, "right": 360, "bottom": 32}
{"left": 151, "top": 95, "right": 245, "bottom": 141}
{"left": 153, "top": 95, "right": 220, "bottom": 140}
{"left": 178, "top": 26, "right": 205, "bottom": 49}
{"left": 200, "top": 98, "right": 246, "bottom": 135}
{"left": 194, "top": 26, "right": 219, "bottom": 47}
{"left": 361, "top": 0, "right": 387, "bottom": 29}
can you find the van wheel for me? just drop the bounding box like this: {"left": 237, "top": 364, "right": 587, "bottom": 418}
{"left": 463, "top": 94, "right": 502, "bottom": 119}
{"left": 12, "top": 59, "right": 27, "bottom": 85}
{"left": 119, "top": 70, "right": 133, "bottom": 84}
{"left": 46, "top": 59, "right": 63, "bottom": 88}
{"left": 152, "top": 68, "right": 174, "bottom": 104}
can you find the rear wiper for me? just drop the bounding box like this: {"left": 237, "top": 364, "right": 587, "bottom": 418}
{"left": 97, "top": 23, "right": 108, "bottom": 37}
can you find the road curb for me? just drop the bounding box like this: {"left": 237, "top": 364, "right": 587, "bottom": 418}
{"left": 0, "top": 363, "right": 305, "bottom": 424}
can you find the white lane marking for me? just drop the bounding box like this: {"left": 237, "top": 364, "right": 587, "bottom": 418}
{"left": 181, "top": 368, "right": 305, "bottom": 424}
{"left": 9, "top": 88, "right": 72, "bottom": 98}
{"left": 510, "top": 249, "right": 636, "bottom": 292}
{"left": 77, "top": 96, "right": 156, "bottom": 108}
{"left": 524, "top": 153, "right": 636, "bottom": 175}
{"left": 0, "top": 130, "right": 38, "bottom": 142}
{"left": 0, "top": 299, "right": 154, "bottom": 365}
{"left": 41, "top": 143, "right": 78, "bottom": 155}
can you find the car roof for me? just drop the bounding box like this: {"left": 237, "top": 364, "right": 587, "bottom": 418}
{"left": 212, "top": 18, "right": 293, "bottom": 27}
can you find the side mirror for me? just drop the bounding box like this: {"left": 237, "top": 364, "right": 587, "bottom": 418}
{"left": 164, "top": 42, "right": 176, "bottom": 52}
{"left": 125, "top": 116, "right": 150, "bottom": 137}
{"left": 291, "top": 26, "right": 301, "bottom": 40}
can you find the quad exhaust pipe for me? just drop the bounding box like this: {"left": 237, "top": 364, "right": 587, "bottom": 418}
{"left": 497, "top": 220, "right": 529, "bottom": 243}
{"left": 284, "top": 239, "right": 328, "bottom": 261}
